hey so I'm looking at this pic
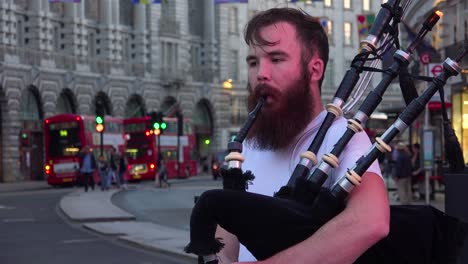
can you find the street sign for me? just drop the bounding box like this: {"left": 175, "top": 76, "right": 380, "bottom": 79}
{"left": 429, "top": 63, "right": 443, "bottom": 77}
{"left": 420, "top": 52, "right": 431, "bottom": 65}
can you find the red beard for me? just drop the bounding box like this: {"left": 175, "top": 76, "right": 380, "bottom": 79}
{"left": 246, "top": 66, "right": 314, "bottom": 150}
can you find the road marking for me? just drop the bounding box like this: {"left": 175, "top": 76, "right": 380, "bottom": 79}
{"left": 0, "top": 205, "right": 15, "bottom": 210}
{"left": 61, "top": 238, "right": 100, "bottom": 244}
{"left": 3, "top": 218, "right": 36, "bottom": 223}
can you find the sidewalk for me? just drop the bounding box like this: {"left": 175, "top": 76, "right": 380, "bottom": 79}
{"left": 60, "top": 175, "right": 214, "bottom": 261}
{"left": 0, "top": 180, "right": 51, "bottom": 193}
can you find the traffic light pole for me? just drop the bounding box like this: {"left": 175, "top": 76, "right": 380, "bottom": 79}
{"left": 100, "top": 131, "right": 103, "bottom": 156}
{"left": 157, "top": 133, "right": 162, "bottom": 167}
{"left": 176, "top": 112, "right": 183, "bottom": 178}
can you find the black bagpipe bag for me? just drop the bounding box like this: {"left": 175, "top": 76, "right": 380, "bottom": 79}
{"left": 185, "top": 169, "right": 468, "bottom": 263}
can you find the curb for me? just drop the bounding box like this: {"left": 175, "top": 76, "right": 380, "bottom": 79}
{"left": 60, "top": 190, "right": 136, "bottom": 222}
{"left": 118, "top": 236, "right": 197, "bottom": 261}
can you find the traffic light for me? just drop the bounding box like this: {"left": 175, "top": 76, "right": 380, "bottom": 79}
{"left": 150, "top": 111, "right": 166, "bottom": 134}
{"left": 95, "top": 112, "right": 104, "bottom": 133}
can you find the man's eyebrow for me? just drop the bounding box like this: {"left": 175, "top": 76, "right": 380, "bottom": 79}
{"left": 267, "top": 50, "right": 289, "bottom": 57}
{"left": 246, "top": 55, "right": 256, "bottom": 62}
{"left": 246, "top": 50, "right": 289, "bottom": 62}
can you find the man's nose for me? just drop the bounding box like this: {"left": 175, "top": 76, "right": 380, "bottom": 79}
{"left": 256, "top": 61, "right": 271, "bottom": 82}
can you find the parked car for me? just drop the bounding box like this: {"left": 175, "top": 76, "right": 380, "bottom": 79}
{"left": 211, "top": 150, "right": 228, "bottom": 180}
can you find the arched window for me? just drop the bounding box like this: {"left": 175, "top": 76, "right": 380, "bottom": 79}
{"left": 56, "top": 89, "right": 76, "bottom": 114}
{"left": 20, "top": 87, "right": 42, "bottom": 120}
{"left": 125, "top": 94, "right": 146, "bottom": 118}
{"left": 94, "top": 92, "right": 112, "bottom": 116}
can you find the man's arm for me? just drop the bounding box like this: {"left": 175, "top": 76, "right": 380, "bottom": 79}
{"left": 216, "top": 225, "right": 240, "bottom": 263}
{"left": 237, "top": 172, "right": 389, "bottom": 264}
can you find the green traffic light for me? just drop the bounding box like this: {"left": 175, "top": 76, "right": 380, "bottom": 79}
{"left": 161, "top": 122, "right": 167, "bottom": 130}
{"left": 96, "top": 116, "right": 104, "bottom": 124}
{"left": 204, "top": 139, "right": 211, "bottom": 145}
{"left": 153, "top": 123, "right": 160, "bottom": 129}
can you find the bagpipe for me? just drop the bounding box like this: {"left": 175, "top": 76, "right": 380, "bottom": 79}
{"left": 185, "top": 1, "right": 468, "bottom": 263}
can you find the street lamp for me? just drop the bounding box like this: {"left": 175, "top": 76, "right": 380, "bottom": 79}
{"left": 222, "top": 78, "right": 233, "bottom": 89}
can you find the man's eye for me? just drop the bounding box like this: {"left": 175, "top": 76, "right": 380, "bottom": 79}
{"left": 248, "top": 61, "right": 257, "bottom": 67}
{"left": 271, "top": 58, "right": 283, "bottom": 63}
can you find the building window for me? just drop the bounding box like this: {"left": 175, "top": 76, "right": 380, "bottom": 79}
{"left": 326, "top": 20, "right": 333, "bottom": 43}
{"left": 344, "top": 22, "right": 352, "bottom": 46}
{"left": 229, "top": 50, "right": 239, "bottom": 81}
{"left": 188, "top": 0, "right": 203, "bottom": 37}
{"left": 228, "top": 7, "right": 238, "bottom": 34}
{"left": 191, "top": 45, "right": 202, "bottom": 67}
{"left": 17, "top": 19, "right": 24, "bottom": 47}
{"left": 119, "top": 0, "right": 134, "bottom": 26}
{"left": 324, "top": 59, "right": 334, "bottom": 88}
{"left": 324, "top": 0, "right": 332, "bottom": 7}
{"left": 53, "top": 26, "right": 61, "bottom": 50}
{"left": 362, "top": 0, "right": 370, "bottom": 11}
{"left": 343, "top": 0, "right": 351, "bottom": 9}
{"left": 49, "top": 2, "right": 64, "bottom": 15}
{"left": 122, "top": 36, "right": 131, "bottom": 61}
{"left": 85, "top": 0, "right": 99, "bottom": 21}
{"left": 88, "top": 32, "right": 96, "bottom": 57}
{"left": 161, "top": 41, "right": 178, "bottom": 70}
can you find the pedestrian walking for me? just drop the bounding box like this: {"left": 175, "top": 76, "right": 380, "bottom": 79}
{"left": 97, "top": 154, "right": 110, "bottom": 191}
{"left": 79, "top": 146, "right": 96, "bottom": 192}
{"left": 157, "top": 159, "right": 170, "bottom": 188}
{"left": 119, "top": 151, "right": 128, "bottom": 190}
{"left": 108, "top": 146, "right": 120, "bottom": 189}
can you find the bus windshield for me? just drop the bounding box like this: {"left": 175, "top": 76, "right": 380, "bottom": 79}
{"left": 47, "top": 123, "right": 81, "bottom": 158}
{"left": 126, "top": 132, "right": 152, "bottom": 159}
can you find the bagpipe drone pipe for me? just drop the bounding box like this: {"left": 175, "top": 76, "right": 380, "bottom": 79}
{"left": 284, "top": 8, "right": 443, "bottom": 206}
{"left": 185, "top": 49, "right": 468, "bottom": 264}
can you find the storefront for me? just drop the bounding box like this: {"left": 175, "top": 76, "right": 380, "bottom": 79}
{"left": 452, "top": 89, "right": 468, "bottom": 163}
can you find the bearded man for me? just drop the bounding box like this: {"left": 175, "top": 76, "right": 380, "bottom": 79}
{"left": 215, "top": 8, "right": 389, "bottom": 264}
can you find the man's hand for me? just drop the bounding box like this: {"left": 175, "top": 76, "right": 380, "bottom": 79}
{"left": 216, "top": 226, "right": 240, "bottom": 263}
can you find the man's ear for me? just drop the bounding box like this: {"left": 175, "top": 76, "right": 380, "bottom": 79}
{"left": 308, "top": 56, "right": 324, "bottom": 82}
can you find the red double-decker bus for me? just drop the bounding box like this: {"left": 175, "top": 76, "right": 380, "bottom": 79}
{"left": 123, "top": 117, "right": 197, "bottom": 180}
{"left": 43, "top": 114, "right": 124, "bottom": 186}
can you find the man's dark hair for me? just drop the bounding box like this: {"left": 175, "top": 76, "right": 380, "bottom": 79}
{"left": 244, "top": 8, "right": 329, "bottom": 90}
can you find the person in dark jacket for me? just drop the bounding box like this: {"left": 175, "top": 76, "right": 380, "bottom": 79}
{"left": 395, "top": 142, "right": 413, "bottom": 204}
{"left": 79, "top": 146, "right": 96, "bottom": 192}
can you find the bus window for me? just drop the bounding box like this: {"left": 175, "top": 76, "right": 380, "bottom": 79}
{"left": 84, "top": 120, "right": 94, "bottom": 132}
{"left": 126, "top": 133, "right": 151, "bottom": 159}
{"left": 47, "top": 125, "right": 81, "bottom": 158}
{"left": 161, "top": 149, "right": 177, "bottom": 160}
{"left": 164, "top": 121, "right": 177, "bottom": 134}
{"left": 184, "top": 122, "right": 192, "bottom": 134}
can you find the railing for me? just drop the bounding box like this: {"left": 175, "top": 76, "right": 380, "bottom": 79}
{"left": 159, "top": 19, "right": 180, "bottom": 37}
{"left": 191, "top": 67, "right": 218, "bottom": 82}
{"left": 0, "top": 44, "right": 150, "bottom": 77}
{"left": 160, "top": 66, "right": 187, "bottom": 84}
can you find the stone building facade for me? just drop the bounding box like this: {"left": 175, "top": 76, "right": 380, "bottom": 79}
{"left": 0, "top": 0, "right": 233, "bottom": 182}
{"left": 0, "top": 0, "right": 408, "bottom": 182}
